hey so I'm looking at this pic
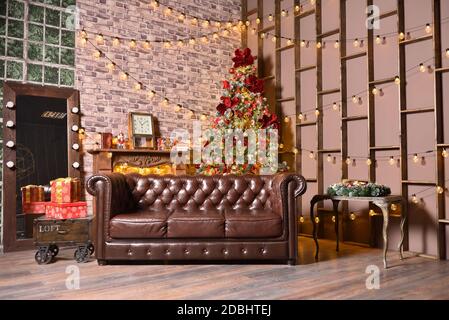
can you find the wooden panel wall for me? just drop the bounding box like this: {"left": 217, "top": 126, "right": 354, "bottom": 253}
{"left": 243, "top": 0, "right": 449, "bottom": 258}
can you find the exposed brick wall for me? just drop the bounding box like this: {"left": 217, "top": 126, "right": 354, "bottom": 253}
{"left": 75, "top": 0, "right": 242, "bottom": 209}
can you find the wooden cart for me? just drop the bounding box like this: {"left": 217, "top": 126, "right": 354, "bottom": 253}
{"left": 33, "top": 216, "right": 94, "bottom": 265}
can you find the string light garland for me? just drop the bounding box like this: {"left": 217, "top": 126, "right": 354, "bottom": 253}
{"left": 84, "top": 38, "right": 204, "bottom": 119}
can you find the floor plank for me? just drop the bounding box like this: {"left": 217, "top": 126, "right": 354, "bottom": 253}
{"left": 0, "top": 237, "right": 448, "bottom": 300}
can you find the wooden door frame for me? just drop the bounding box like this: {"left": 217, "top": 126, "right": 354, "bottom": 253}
{"left": 2, "top": 82, "right": 81, "bottom": 252}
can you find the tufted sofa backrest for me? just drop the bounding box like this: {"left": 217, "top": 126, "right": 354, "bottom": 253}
{"left": 124, "top": 174, "right": 279, "bottom": 213}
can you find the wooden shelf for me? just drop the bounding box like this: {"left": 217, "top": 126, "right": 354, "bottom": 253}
{"left": 317, "top": 88, "right": 340, "bottom": 96}
{"left": 276, "top": 44, "right": 295, "bottom": 52}
{"left": 370, "top": 146, "right": 400, "bottom": 151}
{"left": 399, "top": 34, "right": 433, "bottom": 46}
{"left": 402, "top": 180, "right": 436, "bottom": 186}
{"left": 341, "top": 52, "right": 366, "bottom": 61}
{"left": 369, "top": 77, "right": 397, "bottom": 86}
{"left": 277, "top": 97, "right": 295, "bottom": 103}
{"left": 317, "top": 28, "right": 340, "bottom": 38}
{"left": 296, "top": 65, "right": 316, "bottom": 73}
{"left": 379, "top": 9, "right": 398, "bottom": 19}
{"left": 295, "top": 9, "right": 315, "bottom": 19}
{"left": 297, "top": 121, "right": 317, "bottom": 127}
{"left": 342, "top": 115, "right": 368, "bottom": 122}
{"left": 401, "top": 107, "right": 434, "bottom": 115}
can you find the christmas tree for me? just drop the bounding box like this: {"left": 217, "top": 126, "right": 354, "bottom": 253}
{"left": 197, "top": 48, "right": 285, "bottom": 175}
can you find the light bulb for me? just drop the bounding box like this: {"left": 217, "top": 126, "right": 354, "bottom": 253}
{"left": 245, "top": 20, "right": 251, "bottom": 27}
{"left": 148, "top": 90, "right": 156, "bottom": 99}
{"left": 316, "top": 41, "right": 322, "bottom": 49}
{"left": 295, "top": 5, "right": 301, "bottom": 13}
{"left": 212, "top": 33, "right": 219, "bottom": 40}
{"left": 298, "top": 113, "right": 304, "bottom": 121}
{"left": 80, "top": 29, "right": 87, "bottom": 39}
{"left": 315, "top": 109, "right": 320, "bottom": 117}
{"left": 178, "top": 13, "right": 186, "bottom": 22}
{"left": 189, "top": 38, "right": 196, "bottom": 45}
{"left": 272, "top": 36, "right": 277, "bottom": 43}
{"left": 372, "top": 87, "right": 378, "bottom": 95}
{"left": 162, "top": 98, "right": 169, "bottom": 107}
{"left": 419, "top": 63, "right": 426, "bottom": 73}
{"left": 226, "top": 22, "right": 233, "bottom": 28}
{"left": 268, "top": 14, "right": 273, "bottom": 22}
{"left": 112, "top": 37, "right": 120, "bottom": 46}
{"left": 251, "top": 28, "right": 257, "bottom": 35}
{"left": 191, "top": 17, "right": 198, "bottom": 25}
{"left": 353, "top": 39, "right": 360, "bottom": 47}
{"left": 332, "top": 102, "right": 339, "bottom": 111}
{"left": 366, "top": 158, "right": 372, "bottom": 166}
{"left": 301, "top": 40, "right": 306, "bottom": 47}
{"left": 376, "top": 35, "right": 382, "bottom": 45}
{"left": 284, "top": 116, "right": 290, "bottom": 123}
{"left": 411, "top": 194, "right": 419, "bottom": 204}
{"left": 200, "top": 114, "right": 207, "bottom": 121}
{"left": 350, "top": 213, "right": 356, "bottom": 221}
{"left": 287, "top": 39, "right": 294, "bottom": 46}
{"left": 369, "top": 210, "right": 376, "bottom": 217}
{"left": 93, "top": 50, "right": 102, "bottom": 59}
{"left": 281, "top": 10, "right": 288, "bottom": 17}
{"left": 129, "top": 39, "right": 137, "bottom": 49}
{"left": 310, "top": 0, "right": 316, "bottom": 5}
{"left": 215, "top": 21, "right": 222, "bottom": 28}
{"left": 299, "top": 216, "right": 305, "bottom": 223}
{"left": 202, "top": 20, "right": 210, "bottom": 28}
{"left": 352, "top": 95, "right": 358, "bottom": 104}
{"left": 279, "top": 143, "right": 284, "bottom": 150}
{"left": 425, "top": 24, "right": 432, "bottom": 34}
{"left": 399, "top": 32, "right": 405, "bottom": 41}
{"left": 164, "top": 41, "right": 172, "bottom": 48}
{"left": 143, "top": 40, "right": 151, "bottom": 49}
{"left": 106, "top": 62, "right": 116, "bottom": 72}
{"left": 309, "top": 151, "right": 315, "bottom": 159}
{"left": 120, "top": 72, "right": 129, "bottom": 81}
{"left": 395, "top": 76, "right": 401, "bottom": 85}
{"left": 391, "top": 204, "right": 398, "bottom": 211}
{"left": 413, "top": 154, "right": 419, "bottom": 163}
{"left": 389, "top": 156, "right": 395, "bottom": 166}
{"left": 332, "top": 216, "right": 336, "bottom": 223}
{"left": 201, "top": 36, "right": 208, "bottom": 43}
{"left": 256, "top": 17, "right": 261, "bottom": 25}
{"left": 314, "top": 217, "right": 320, "bottom": 224}
{"left": 292, "top": 148, "right": 299, "bottom": 155}
{"left": 327, "top": 154, "right": 332, "bottom": 163}
{"left": 175, "top": 104, "right": 182, "bottom": 112}
{"left": 80, "top": 37, "right": 87, "bottom": 46}
{"left": 134, "top": 82, "right": 142, "bottom": 91}
{"left": 437, "top": 186, "right": 445, "bottom": 194}
{"left": 223, "top": 29, "right": 230, "bottom": 37}
{"left": 151, "top": 0, "right": 159, "bottom": 9}
{"left": 442, "top": 148, "right": 448, "bottom": 158}
{"left": 345, "top": 157, "right": 351, "bottom": 165}
{"left": 96, "top": 33, "right": 104, "bottom": 45}
{"left": 334, "top": 40, "right": 339, "bottom": 49}
{"left": 446, "top": 49, "right": 449, "bottom": 58}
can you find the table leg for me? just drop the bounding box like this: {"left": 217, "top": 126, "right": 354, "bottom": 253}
{"left": 398, "top": 200, "right": 407, "bottom": 260}
{"left": 374, "top": 202, "right": 390, "bottom": 269}
{"left": 332, "top": 200, "right": 340, "bottom": 252}
{"left": 310, "top": 196, "right": 320, "bottom": 261}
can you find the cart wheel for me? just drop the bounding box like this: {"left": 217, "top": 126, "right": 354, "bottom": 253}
{"left": 87, "top": 244, "right": 94, "bottom": 255}
{"left": 74, "top": 246, "right": 89, "bottom": 263}
{"left": 35, "top": 248, "right": 52, "bottom": 265}
{"left": 49, "top": 245, "right": 59, "bottom": 257}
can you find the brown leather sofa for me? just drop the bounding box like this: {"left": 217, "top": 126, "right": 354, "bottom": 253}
{"left": 86, "top": 173, "right": 306, "bottom": 265}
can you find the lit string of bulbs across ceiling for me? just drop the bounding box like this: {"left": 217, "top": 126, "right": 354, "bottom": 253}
{"left": 80, "top": 0, "right": 449, "bottom": 201}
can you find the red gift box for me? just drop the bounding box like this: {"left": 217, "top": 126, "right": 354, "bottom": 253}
{"left": 45, "top": 202, "right": 87, "bottom": 220}
{"left": 50, "top": 178, "right": 81, "bottom": 203}
{"left": 21, "top": 185, "right": 45, "bottom": 206}
{"left": 22, "top": 202, "right": 47, "bottom": 214}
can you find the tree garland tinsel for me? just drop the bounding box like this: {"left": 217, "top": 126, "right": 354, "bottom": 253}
{"left": 327, "top": 181, "right": 391, "bottom": 197}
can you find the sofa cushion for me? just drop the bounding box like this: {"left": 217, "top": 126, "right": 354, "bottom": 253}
{"left": 224, "top": 209, "right": 282, "bottom": 238}
{"left": 167, "top": 210, "right": 225, "bottom": 238}
{"left": 110, "top": 210, "right": 169, "bottom": 239}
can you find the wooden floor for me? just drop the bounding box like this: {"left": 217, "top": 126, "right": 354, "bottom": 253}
{"left": 1, "top": 237, "right": 449, "bottom": 300}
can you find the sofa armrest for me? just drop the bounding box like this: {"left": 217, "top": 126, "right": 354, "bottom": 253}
{"left": 270, "top": 173, "right": 307, "bottom": 263}
{"left": 86, "top": 173, "right": 135, "bottom": 258}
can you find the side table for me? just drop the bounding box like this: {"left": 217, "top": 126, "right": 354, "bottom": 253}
{"left": 310, "top": 195, "right": 407, "bottom": 268}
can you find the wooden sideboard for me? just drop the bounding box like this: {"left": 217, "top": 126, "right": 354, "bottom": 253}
{"left": 87, "top": 149, "right": 194, "bottom": 175}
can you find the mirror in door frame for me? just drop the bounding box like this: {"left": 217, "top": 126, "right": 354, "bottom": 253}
{"left": 2, "top": 82, "right": 82, "bottom": 252}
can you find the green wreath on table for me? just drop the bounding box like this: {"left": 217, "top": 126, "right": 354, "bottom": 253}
{"left": 327, "top": 180, "right": 391, "bottom": 197}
